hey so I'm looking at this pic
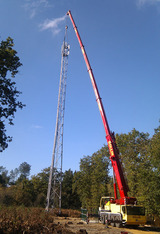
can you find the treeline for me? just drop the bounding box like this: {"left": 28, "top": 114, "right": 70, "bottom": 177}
{"left": 0, "top": 164, "right": 81, "bottom": 209}
{"left": 0, "top": 124, "right": 160, "bottom": 217}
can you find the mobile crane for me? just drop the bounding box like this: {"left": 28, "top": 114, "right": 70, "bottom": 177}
{"left": 67, "top": 10, "right": 146, "bottom": 227}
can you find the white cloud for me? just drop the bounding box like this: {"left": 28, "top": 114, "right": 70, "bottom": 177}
{"left": 39, "top": 15, "right": 66, "bottom": 35}
{"left": 137, "top": 0, "right": 160, "bottom": 7}
{"left": 23, "top": 0, "right": 52, "bottom": 19}
{"left": 31, "top": 125, "right": 43, "bottom": 129}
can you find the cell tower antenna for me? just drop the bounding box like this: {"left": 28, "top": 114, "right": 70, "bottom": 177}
{"left": 46, "top": 26, "right": 70, "bottom": 213}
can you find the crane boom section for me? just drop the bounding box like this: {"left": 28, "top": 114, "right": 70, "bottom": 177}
{"left": 67, "top": 10, "right": 129, "bottom": 202}
{"left": 67, "top": 11, "right": 110, "bottom": 137}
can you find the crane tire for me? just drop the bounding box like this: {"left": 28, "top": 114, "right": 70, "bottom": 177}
{"left": 115, "top": 222, "right": 122, "bottom": 228}
{"left": 111, "top": 222, "right": 115, "bottom": 227}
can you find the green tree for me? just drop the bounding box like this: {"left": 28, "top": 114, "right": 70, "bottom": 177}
{"left": 15, "top": 179, "right": 35, "bottom": 207}
{"left": 73, "top": 147, "right": 110, "bottom": 209}
{"left": 73, "top": 156, "right": 92, "bottom": 208}
{"left": 18, "top": 162, "right": 31, "bottom": 180}
{"left": 0, "top": 37, "right": 25, "bottom": 152}
{"left": 9, "top": 168, "right": 19, "bottom": 185}
{"left": 116, "top": 129, "right": 150, "bottom": 199}
{"left": 115, "top": 128, "right": 160, "bottom": 216}
{"left": 0, "top": 166, "right": 9, "bottom": 187}
{"left": 147, "top": 124, "right": 160, "bottom": 215}
{"left": 90, "top": 148, "right": 110, "bottom": 208}
{"left": 31, "top": 167, "right": 50, "bottom": 207}
{"left": 61, "top": 169, "right": 81, "bottom": 209}
{"left": 150, "top": 124, "right": 160, "bottom": 172}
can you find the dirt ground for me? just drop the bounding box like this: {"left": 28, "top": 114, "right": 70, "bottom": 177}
{"left": 54, "top": 217, "right": 160, "bottom": 234}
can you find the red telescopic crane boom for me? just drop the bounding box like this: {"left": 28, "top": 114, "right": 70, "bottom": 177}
{"left": 67, "top": 10, "right": 135, "bottom": 204}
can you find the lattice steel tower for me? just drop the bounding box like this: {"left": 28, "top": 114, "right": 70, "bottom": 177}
{"left": 46, "top": 26, "right": 70, "bottom": 212}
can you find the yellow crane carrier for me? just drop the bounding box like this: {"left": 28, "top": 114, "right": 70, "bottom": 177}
{"left": 99, "top": 197, "right": 146, "bottom": 227}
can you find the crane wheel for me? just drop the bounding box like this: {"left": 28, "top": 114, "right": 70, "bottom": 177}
{"left": 115, "top": 222, "right": 122, "bottom": 228}
{"left": 111, "top": 222, "right": 115, "bottom": 227}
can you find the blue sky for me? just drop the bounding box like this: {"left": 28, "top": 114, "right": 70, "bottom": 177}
{"left": 0, "top": 0, "right": 160, "bottom": 176}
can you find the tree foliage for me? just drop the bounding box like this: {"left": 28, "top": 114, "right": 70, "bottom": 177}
{"left": 0, "top": 166, "right": 9, "bottom": 187}
{"left": 31, "top": 167, "right": 50, "bottom": 207}
{"left": 116, "top": 129, "right": 150, "bottom": 198}
{"left": 18, "top": 162, "right": 31, "bottom": 181}
{"left": 147, "top": 125, "right": 160, "bottom": 215}
{"left": 9, "top": 162, "right": 31, "bottom": 185}
{"left": 62, "top": 169, "right": 81, "bottom": 209}
{"left": 116, "top": 127, "right": 160, "bottom": 215}
{"left": 73, "top": 147, "right": 110, "bottom": 209}
{"left": 0, "top": 37, "right": 25, "bottom": 151}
